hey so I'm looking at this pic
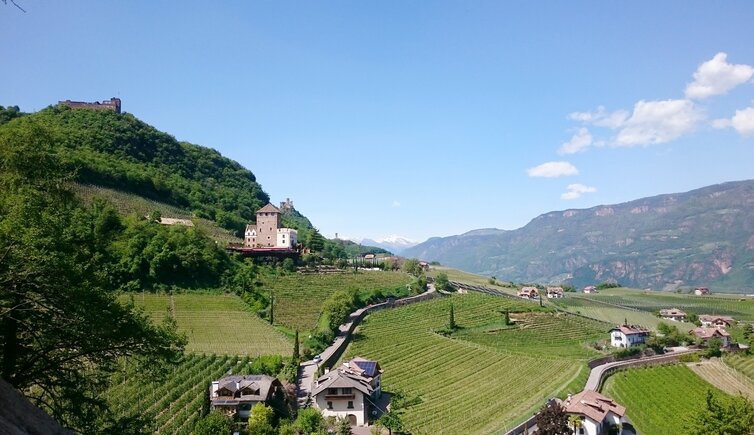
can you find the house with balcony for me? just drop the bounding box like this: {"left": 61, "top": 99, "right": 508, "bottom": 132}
{"left": 312, "top": 357, "right": 382, "bottom": 426}
{"left": 699, "top": 315, "right": 735, "bottom": 329}
{"left": 546, "top": 287, "right": 564, "bottom": 298}
{"left": 691, "top": 327, "right": 731, "bottom": 347}
{"left": 518, "top": 286, "right": 539, "bottom": 299}
{"left": 209, "top": 375, "right": 282, "bottom": 419}
{"left": 609, "top": 325, "right": 649, "bottom": 348}
{"left": 564, "top": 390, "right": 627, "bottom": 435}
{"left": 659, "top": 308, "right": 687, "bottom": 322}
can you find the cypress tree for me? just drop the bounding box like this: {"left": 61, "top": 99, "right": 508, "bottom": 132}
{"left": 449, "top": 303, "right": 456, "bottom": 330}
{"left": 293, "top": 330, "right": 300, "bottom": 361}
{"left": 269, "top": 292, "right": 274, "bottom": 325}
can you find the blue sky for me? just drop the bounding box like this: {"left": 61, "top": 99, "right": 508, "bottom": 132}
{"left": 3, "top": 1, "right": 754, "bottom": 243}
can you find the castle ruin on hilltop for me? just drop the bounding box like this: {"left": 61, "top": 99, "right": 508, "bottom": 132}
{"left": 58, "top": 97, "right": 121, "bottom": 114}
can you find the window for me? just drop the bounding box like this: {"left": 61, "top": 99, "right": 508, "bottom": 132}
{"left": 342, "top": 388, "right": 352, "bottom": 395}
{"left": 327, "top": 401, "right": 333, "bottom": 410}
{"left": 328, "top": 388, "right": 338, "bottom": 395}
{"left": 347, "top": 401, "right": 354, "bottom": 409}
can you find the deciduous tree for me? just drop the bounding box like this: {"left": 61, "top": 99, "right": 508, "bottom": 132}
{"left": 535, "top": 402, "right": 570, "bottom": 435}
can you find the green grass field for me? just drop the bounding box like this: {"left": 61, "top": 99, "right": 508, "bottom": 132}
{"left": 106, "top": 354, "right": 250, "bottom": 434}
{"left": 428, "top": 266, "right": 520, "bottom": 296}
{"left": 723, "top": 354, "right": 754, "bottom": 381}
{"left": 345, "top": 293, "right": 604, "bottom": 434}
{"left": 125, "top": 293, "right": 292, "bottom": 356}
{"left": 603, "top": 364, "right": 728, "bottom": 435}
{"left": 263, "top": 271, "right": 411, "bottom": 332}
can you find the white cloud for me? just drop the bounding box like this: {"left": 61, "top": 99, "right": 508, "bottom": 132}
{"left": 685, "top": 52, "right": 754, "bottom": 100}
{"left": 527, "top": 161, "right": 579, "bottom": 178}
{"left": 558, "top": 128, "right": 593, "bottom": 154}
{"left": 561, "top": 183, "right": 597, "bottom": 200}
{"left": 569, "top": 106, "right": 629, "bottom": 128}
{"left": 715, "top": 103, "right": 754, "bottom": 136}
{"left": 391, "top": 200, "right": 401, "bottom": 208}
{"left": 614, "top": 99, "right": 701, "bottom": 146}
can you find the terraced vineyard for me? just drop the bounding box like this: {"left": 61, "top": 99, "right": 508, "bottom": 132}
{"left": 345, "top": 294, "right": 605, "bottom": 434}
{"left": 107, "top": 354, "right": 249, "bottom": 434}
{"left": 723, "top": 354, "right": 754, "bottom": 380}
{"left": 264, "top": 271, "right": 411, "bottom": 331}
{"left": 688, "top": 360, "right": 754, "bottom": 401}
{"left": 125, "top": 293, "right": 291, "bottom": 355}
{"left": 603, "top": 364, "right": 729, "bottom": 435}
{"left": 550, "top": 296, "right": 695, "bottom": 332}
{"left": 587, "top": 288, "right": 754, "bottom": 321}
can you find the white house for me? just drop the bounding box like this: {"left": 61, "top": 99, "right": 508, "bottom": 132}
{"left": 694, "top": 287, "right": 710, "bottom": 296}
{"left": 546, "top": 287, "right": 564, "bottom": 298}
{"left": 209, "top": 375, "right": 282, "bottom": 419}
{"left": 565, "top": 390, "right": 627, "bottom": 435}
{"left": 583, "top": 286, "right": 597, "bottom": 294}
{"left": 518, "top": 287, "right": 539, "bottom": 299}
{"left": 659, "top": 308, "right": 687, "bottom": 322}
{"left": 699, "top": 315, "right": 734, "bottom": 329}
{"left": 312, "top": 358, "right": 382, "bottom": 427}
{"left": 276, "top": 228, "right": 297, "bottom": 249}
{"left": 609, "top": 325, "right": 649, "bottom": 348}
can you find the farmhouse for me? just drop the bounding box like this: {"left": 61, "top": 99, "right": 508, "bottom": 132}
{"left": 244, "top": 203, "right": 298, "bottom": 249}
{"left": 312, "top": 357, "right": 382, "bottom": 426}
{"left": 518, "top": 287, "right": 539, "bottom": 299}
{"left": 694, "top": 287, "right": 710, "bottom": 296}
{"left": 690, "top": 327, "right": 731, "bottom": 347}
{"left": 546, "top": 287, "right": 564, "bottom": 298}
{"left": 699, "top": 315, "right": 735, "bottom": 329}
{"left": 583, "top": 285, "right": 597, "bottom": 294}
{"left": 564, "top": 390, "right": 627, "bottom": 435}
{"left": 659, "top": 308, "right": 687, "bottom": 322}
{"left": 609, "top": 325, "right": 649, "bottom": 348}
{"left": 209, "top": 375, "right": 283, "bottom": 419}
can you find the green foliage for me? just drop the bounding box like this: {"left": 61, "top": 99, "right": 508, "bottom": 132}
{"left": 193, "top": 412, "right": 232, "bottom": 435}
{"left": 0, "top": 120, "right": 186, "bottom": 431}
{"left": 535, "top": 402, "right": 570, "bottom": 435}
{"left": 434, "top": 272, "right": 451, "bottom": 292}
{"left": 321, "top": 289, "right": 359, "bottom": 332}
{"left": 596, "top": 281, "right": 621, "bottom": 290}
{"left": 0, "top": 105, "right": 25, "bottom": 126}
{"left": 295, "top": 407, "right": 325, "bottom": 434}
{"left": 402, "top": 258, "right": 422, "bottom": 276}
{"left": 686, "top": 390, "right": 754, "bottom": 435}
{"left": 336, "top": 416, "right": 353, "bottom": 435}
{"left": 247, "top": 403, "right": 276, "bottom": 435}
{"left": 448, "top": 303, "right": 457, "bottom": 330}
{"left": 249, "top": 355, "right": 284, "bottom": 376}
{"left": 705, "top": 337, "right": 724, "bottom": 358}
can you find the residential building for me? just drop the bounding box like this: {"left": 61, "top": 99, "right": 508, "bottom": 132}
{"left": 312, "top": 357, "right": 382, "bottom": 426}
{"left": 518, "top": 286, "right": 539, "bottom": 299}
{"left": 659, "top": 308, "right": 687, "bottom": 322}
{"left": 564, "top": 390, "right": 627, "bottom": 435}
{"left": 609, "top": 325, "right": 649, "bottom": 348}
{"left": 546, "top": 287, "right": 564, "bottom": 298}
{"left": 694, "top": 287, "right": 710, "bottom": 296}
{"left": 691, "top": 327, "right": 731, "bottom": 347}
{"left": 699, "top": 315, "right": 735, "bottom": 329}
{"left": 244, "top": 203, "right": 297, "bottom": 249}
{"left": 209, "top": 375, "right": 282, "bottom": 419}
{"left": 583, "top": 286, "right": 597, "bottom": 294}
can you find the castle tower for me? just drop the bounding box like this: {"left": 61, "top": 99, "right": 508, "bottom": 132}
{"left": 256, "top": 203, "right": 281, "bottom": 248}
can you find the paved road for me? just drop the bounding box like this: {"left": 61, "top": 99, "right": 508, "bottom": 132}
{"left": 584, "top": 347, "right": 696, "bottom": 391}
{"left": 296, "top": 284, "right": 436, "bottom": 409}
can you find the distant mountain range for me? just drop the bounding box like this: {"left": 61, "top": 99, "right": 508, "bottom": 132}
{"left": 356, "top": 235, "right": 418, "bottom": 255}
{"left": 403, "top": 180, "right": 754, "bottom": 292}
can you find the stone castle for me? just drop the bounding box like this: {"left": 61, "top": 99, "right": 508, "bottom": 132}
{"left": 58, "top": 97, "right": 122, "bottom": 114}
{"left": 244, "top": 203, "right": 297, "bottom": 249}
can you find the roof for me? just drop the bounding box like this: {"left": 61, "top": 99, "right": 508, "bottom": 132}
{"left": 610, "top": 325, "right": 649, "bottom": 336}
{"left": 312, "top": 369, "right": 372, "bottom": 397}
{"left": 565, "top": 390, "right": 626, "bottom": 423}
{"left": 257, "top": 203, "right": 281, "bottom": 214}
{"left": 699, "top": 315, "right": 734, "bottom": 324}
{"left": 348, "top": 357, "right": 382, "bottom": 378}
{"left": 212, "top": 375, "right": 280, "bottom": 404}
{"left": 245, "top": 224, "right": 257, "bottom": 232}
{"left": 691, "top": 327, "right": 731, "bottom": 339}
{"left": 547, "top": 287, "right": 564, "bottom": 294}
{"left": 659, "top": 308, "right": 687, "bottom": 317}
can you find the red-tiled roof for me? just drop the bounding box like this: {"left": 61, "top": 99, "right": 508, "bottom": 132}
{"left": 565, "top": 390, "right": 626, "bottom": 422}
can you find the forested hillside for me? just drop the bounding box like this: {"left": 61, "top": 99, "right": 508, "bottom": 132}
{"left": 405, "top": 180, "right": 754, "bottom": 292}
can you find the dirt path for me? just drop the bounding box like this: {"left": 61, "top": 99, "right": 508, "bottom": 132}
{"left": 688, "top": 358, "right": 754, "bottom": 400}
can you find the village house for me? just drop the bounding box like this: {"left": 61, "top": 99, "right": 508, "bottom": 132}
{"left": 209, "top": 375, "right": 283, "bottom": 419}
{"left": 564, "top": 390, "right": 627, "bottom": 435}
{"left": 609, "top": 325, "right": 649, "bottom": 348}
{"left": 546, "top": 287, "right": 564, "bottom": 298}
{"left": 244, "top": 203, "right": 298, "bottom": 249}
{"left": 518, "top": 286, "right": 539, "bottom": 299}
{"left": 583, "top": 285, "right": 597, "bottom": 294}
{"left": 691, "top": 327, "right": 731, "bottom": 347}
{"left": 312, "top": 357, "right": 382, "bottom": 427}
{"left": 694, "top": 287, "right": 711, "bottom": 296}
{"left": 699, "top": 315, "right": 735, "bottom": 329}
{"left": 659, "top": 308, "right": 687, "bottom": 322}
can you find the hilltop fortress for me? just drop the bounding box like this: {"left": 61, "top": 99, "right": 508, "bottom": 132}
{"left": 58, "top": 97, "right": 122, "bottom": 114}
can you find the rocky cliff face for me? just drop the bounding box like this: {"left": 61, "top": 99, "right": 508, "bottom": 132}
{"left": 404, "top": 180, "right": 754, "bottom": 292}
